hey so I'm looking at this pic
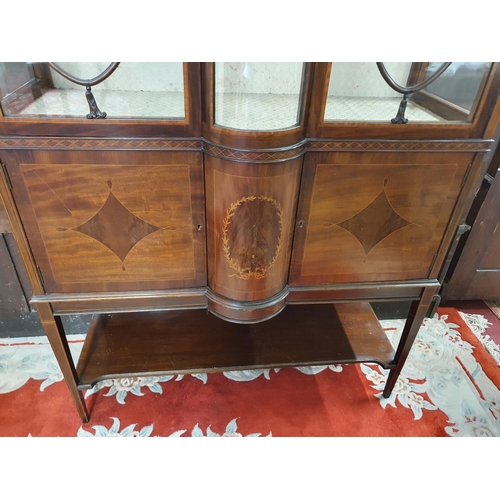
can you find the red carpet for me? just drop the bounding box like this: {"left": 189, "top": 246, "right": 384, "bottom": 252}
{"left": 1, "top": 307, "right": 499, "bottom": 437}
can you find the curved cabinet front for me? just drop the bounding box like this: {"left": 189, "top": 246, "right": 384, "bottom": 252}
{"left": 205, "top": 154, "right": 302, "bottom": 322}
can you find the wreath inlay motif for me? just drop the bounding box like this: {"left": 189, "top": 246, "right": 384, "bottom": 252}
{"left": 222, "top": 195, "right": 284, "bottom": 280}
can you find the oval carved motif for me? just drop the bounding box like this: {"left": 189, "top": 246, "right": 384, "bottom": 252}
{"left": 222, "top": 196, "right": 284, "bottom": 280}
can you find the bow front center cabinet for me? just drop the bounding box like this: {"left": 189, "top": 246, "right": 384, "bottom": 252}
{"left": 1, "top": 62, "right": 499, "bottom": 422}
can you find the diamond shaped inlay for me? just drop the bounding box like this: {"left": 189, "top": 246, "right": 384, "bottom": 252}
{"left": 58, "top": 180, "right": 173, "bottom": 268}
{"left": 335, "top": 179, "right": 412, "bottom": 255}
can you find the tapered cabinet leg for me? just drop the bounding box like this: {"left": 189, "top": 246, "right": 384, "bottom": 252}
{"left": 383, "top": 286, "right": 439, "bottom": 398}
{"left": 33, "top": 303, "right": 89, "bottom": 423}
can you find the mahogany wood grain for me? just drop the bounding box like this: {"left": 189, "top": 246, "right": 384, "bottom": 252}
{"left": 0, "top": 63, "right": 202, "bottom": 138}
{"left": 76, "top": 302, "right": 395, "bottom": 389}
{"left": 33, "top": 288, "right": 208, "bottom": 315}
{"left": 412, "top": 92, "right": 469, "bottom": 122}
{"left": 201, "top": 63, "right": 314, "bottom": 150}
{"left": 410, "top": 62, "right": 492, "bottom": 122}
{"left": 207, "top": 298, "right": 285, "bottom": 324}
{"left": 290, "top": 151, "right": 473, "bottom": 285}
{"left": 30, "top": 279, "right": 438, "bottom": 317}
{"left": 34, "top": 301, "right": 89, "bottom": 422}
{"left": 406, "top": 62, "right": 428, "bottom": 88}
{"left": 287, "top": 280, "right": 438, "bottom": 303}
{"left": 383, "top": 286, "right": 438, "bottom": 397}
{"left": 2, "top": 149, "right": 206, "bottom": 293}
{"left": 206, "top": 286, "right": 289, "bottom": 323}
{"left": 0, "top": 151, "right": 44, "bottom": 296}
{"left": 0, "top": 62, "right": 499, "bottom": 421}
{"left": 433, "top": 90, "right": 500, "bottom": 282}
{"left": 205, "top": 154, "right": 302, "bottom": 305}
{"left": 306, "top": 63, "right": 500, "bottom": 140}
{"left": 29, "top": 279, "right": 439, "bottom": 316}
{"left": 407, "top": 64, "right": 471, "bottom": 121}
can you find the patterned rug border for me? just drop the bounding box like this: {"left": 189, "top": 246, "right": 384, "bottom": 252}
{"left": 2, "top": 308, "right": 500, "bottom": 436}
{"left": 459, "top": 311, "right": 500, "bottom": 367}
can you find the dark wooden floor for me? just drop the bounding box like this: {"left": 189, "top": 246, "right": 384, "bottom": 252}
{"left": 0, "top": 233, "right": 91, "bottom": 338}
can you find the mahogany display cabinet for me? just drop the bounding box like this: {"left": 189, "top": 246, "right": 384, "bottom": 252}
{"left": 1, "top": 62, "right": 499, "bottom": 422}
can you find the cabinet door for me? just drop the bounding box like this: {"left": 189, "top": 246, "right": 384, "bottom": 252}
{"left": 290, "top": 151, "right": 474, "bottom": 285}
{"left": 3, "top": 149, "right": 206, "bottom": 293}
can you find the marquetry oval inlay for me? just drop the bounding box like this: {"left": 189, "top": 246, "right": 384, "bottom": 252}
{"left": 222, "top": 196, "right": 283, "bottom": 280}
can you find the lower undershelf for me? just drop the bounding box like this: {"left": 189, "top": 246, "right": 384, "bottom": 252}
{"left": 76, "top": 302, "right": 396, "bottom": 389}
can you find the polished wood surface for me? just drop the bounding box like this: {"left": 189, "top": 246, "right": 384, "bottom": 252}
{"left": 290, "top": 151, "right": 473, "bottom": 285}
{"left": 36, "top": 288, "right": 208, "bottom": 315}
{"left": 76, "top": 302, "right": 395, "bottom": 389}
{"left": 0, "top": 150, "right": 44, "bottom": 297}
{"left": 0, "top": 63, "right": 202, "bottom": 139}
{"left": 307, "top": 62, "right": 500, "bottom": 140}
{"left": 287, "top": 280, "right": 438, "bottom": 303}
{"left": 205, "top": 154, "right": 302, "bottom": 305}
{"left": 383, "top": 286, "right": 438, "bottom": 397}
{"left": 1, "top": 61, "right": 499, "bottom": 420}
{"left": 202, "top": 63, "right": 314, "bottom": 150}
{"left": 2, "top": 149, "right": 206, "bottom": 293}
{"left": 34, "top": 301, "right": 89, "bottom": 422}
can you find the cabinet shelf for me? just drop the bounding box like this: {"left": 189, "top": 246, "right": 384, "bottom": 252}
{"left": 76, "top": 302, "right": 395, "bottom": 389}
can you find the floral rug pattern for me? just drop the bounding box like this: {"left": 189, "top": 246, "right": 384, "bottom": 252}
{"left": 365, "top": 315, "right": 500, "bottom": 436}
{"left": 1, "top": 310, "right": 499, "bottom": 436}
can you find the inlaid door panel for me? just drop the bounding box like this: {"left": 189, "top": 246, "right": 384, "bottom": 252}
{"left": 290, "top": 151, "right": 474, "bottom": 285}
{"left": 3, "top": 149, "right": 206, "bottom": 293}
{"left": 205, "top": 155, "right": 302, "bottom": 303}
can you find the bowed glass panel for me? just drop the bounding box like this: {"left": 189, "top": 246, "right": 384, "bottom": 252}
{"left": 214, "top": 62, "right": 305, "bottom": 131}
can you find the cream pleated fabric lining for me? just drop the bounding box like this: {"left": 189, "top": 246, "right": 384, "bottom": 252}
{"left": 19, "top": 89, "right": 444, "bottom": 125}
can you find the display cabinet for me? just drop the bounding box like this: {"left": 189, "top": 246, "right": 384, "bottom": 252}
{"left": 1, "top": 62, "right": 499, "bottom": 422}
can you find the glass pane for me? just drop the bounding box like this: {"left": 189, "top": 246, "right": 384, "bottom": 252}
{"left": 0, "top": 62, "right": 185, "bottom": 119}
{"left": 423, "top": 62, "right": 491, "bottom": 111}
{"left": 214, "top": 62, "right": 304, "bottom": 131}
{"left": 324, "top": 62, "right": 492, "bottom": 123}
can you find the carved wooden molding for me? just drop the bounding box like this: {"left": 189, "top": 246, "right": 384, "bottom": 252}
{"left": 0, "top": 137, "right": 203, "bottom": 150}
{"left": 308, "top": 140, "right": 493, "bottom": 153}
{"left": 203, "top": 142, "right": 306, "bottom": 163}
{"left": 0, "top": 137, "right": 492, "bottom": 155}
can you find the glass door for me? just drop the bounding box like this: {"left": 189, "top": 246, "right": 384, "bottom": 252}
{"left": 307, "top": 62, "right": 499, "bottom": 139}
{"left": 1, "top": 62, "right": 186, "bottom": 120}
{"left": 214, "top": 62, "right": 305, "bottom": 131}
